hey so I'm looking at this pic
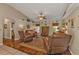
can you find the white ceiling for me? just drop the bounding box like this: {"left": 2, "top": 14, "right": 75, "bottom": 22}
{"left": 8, "top": 3, "right": 70, "bottom": 22}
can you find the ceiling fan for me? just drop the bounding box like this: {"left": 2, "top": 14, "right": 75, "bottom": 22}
{"left": 38, "top": 11, "right": 46, "bottom": 20}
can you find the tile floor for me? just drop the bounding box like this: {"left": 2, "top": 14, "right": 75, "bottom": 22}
{"left": 0, "top": 45, "right": 28, "bottom": 55}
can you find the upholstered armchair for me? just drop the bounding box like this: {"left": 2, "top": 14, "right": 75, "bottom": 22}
{"left": 49, "top": 34, "right": 72, "bottom": 54}
{"left": 18, "top": 31, "right": 33, "bottom": 42}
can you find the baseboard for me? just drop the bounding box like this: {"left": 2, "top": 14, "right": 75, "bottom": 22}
{"left": 69, "top": 48, "right": 74, "bottom": 55}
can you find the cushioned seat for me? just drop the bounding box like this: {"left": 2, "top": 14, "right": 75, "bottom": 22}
{"left": 18, "top": 31, "right": 33, "bottom": 42}
{"left": 50, "top": 34, "right": 72, "bottom": 54}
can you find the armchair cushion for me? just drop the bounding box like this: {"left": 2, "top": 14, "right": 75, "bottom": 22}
{"left": 49, "top": 34, "right": 71, "bottom": 54}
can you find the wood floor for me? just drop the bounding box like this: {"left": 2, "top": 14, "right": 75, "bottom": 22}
{"left": 0, "top": 45, "right": 27, "bottom": 55}
{"left": 3, "top": 39, "right": 71, "bottom": 55}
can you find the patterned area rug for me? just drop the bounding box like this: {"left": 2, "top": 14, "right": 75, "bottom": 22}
{"left": 0, "top": 45, "right": 28, "bottom": 55}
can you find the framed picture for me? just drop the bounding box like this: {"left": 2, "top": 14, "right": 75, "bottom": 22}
{"left": 68, "top": 19, "right": 70, "bottom": 23}
{"left": 71, "top": 19, "right": 74, "bottom": 28}
{"left": 65, "top": 22, "right": 68, "bottom": 26}
{"left": 27, "top": 24, "right": 30, "bottom": 29}
{"left": 4, "top": 24, "right": 7, "bottom": 29}
{"left": 36, "top": 24, "right": 40, "bottom": 26}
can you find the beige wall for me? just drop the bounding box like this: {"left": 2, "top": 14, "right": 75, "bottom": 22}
{"left": 64, "top": 7, "right": 79, "bottom": 55}
{"left": 0, "top": 4, "right": 27, "bottom": 45}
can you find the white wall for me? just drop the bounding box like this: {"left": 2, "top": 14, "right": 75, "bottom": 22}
{"left": 0, "top": 4, "right": 27, "bottom": 45}
{"left": 64, "top": 7, "right": 79, "bottom": 55}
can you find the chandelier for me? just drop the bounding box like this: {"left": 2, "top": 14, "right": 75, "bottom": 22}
{"left": 38, "top": 12, "right": 46, "bottom": 20}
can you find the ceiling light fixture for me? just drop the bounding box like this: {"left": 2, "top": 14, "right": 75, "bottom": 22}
{"left": 38, "top": 11, "right": 46, "bottom": 20}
